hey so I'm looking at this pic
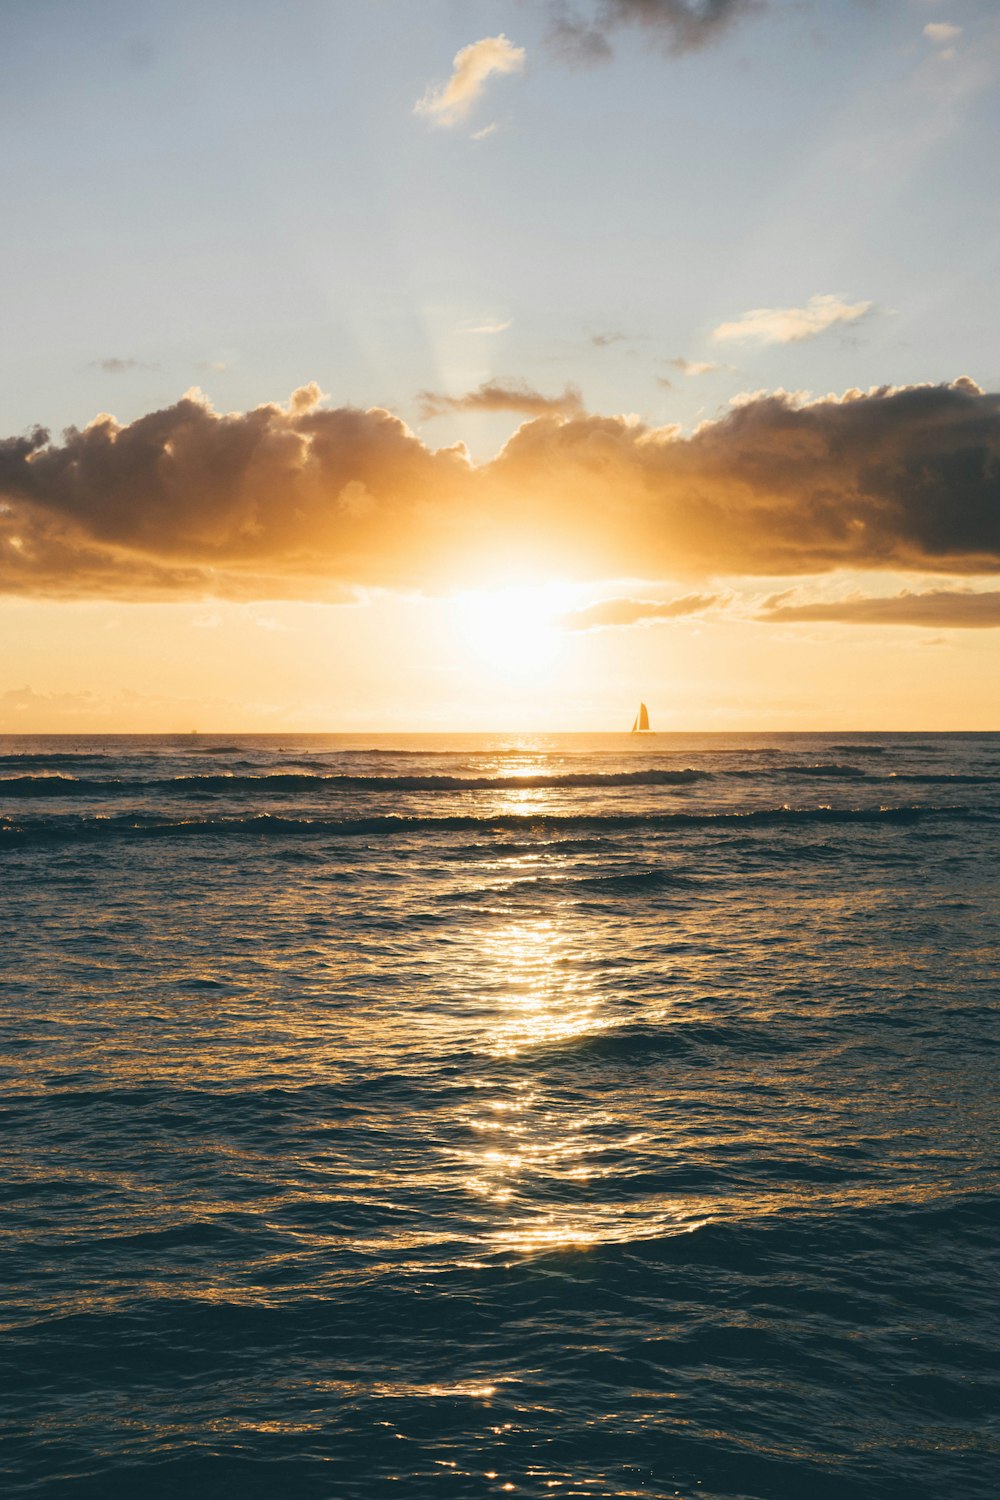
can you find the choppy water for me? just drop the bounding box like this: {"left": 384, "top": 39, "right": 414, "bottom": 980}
{"left": 2, "top": 732, "right": 998, "bottom": 1499}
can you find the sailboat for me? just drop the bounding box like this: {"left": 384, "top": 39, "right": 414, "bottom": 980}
{"left": 630, "top": 702, "right": 650, "bottom": 733}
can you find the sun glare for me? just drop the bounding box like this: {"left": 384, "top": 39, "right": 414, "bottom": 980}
{"left": 452, "top": 582, "right": 574, "bottom": 680}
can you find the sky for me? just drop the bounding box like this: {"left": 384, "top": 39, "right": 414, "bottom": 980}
{"left": 2, "top": 0, "right": 999, "bottom": 731}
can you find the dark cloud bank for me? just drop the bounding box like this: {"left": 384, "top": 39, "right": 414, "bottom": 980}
{"left": 1, "top": 378, "right": 998, "bottom": 600}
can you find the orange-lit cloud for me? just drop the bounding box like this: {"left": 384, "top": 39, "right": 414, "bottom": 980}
{"left": 561, "top": 593, "right": 722, "bottom": 630}
{"left": 759, "top": 588, "right": 1000, "bottom": 629}
{"left": 2, "top": 378, "right": 999, "bottom": 600}
{"left": 712, "top": 294, "right": 873, "bottom": 345}
{"left": 487, "top": 377, "right": 1000, "bottom": 578}
{"left": 415, "top": 35, "right": 525, "bottom": 127}
{"left": 0, "top": 385, "right": 471, "bottom": 598}
{"left": 418, "top": 379, "right": 584, "bottom": 420}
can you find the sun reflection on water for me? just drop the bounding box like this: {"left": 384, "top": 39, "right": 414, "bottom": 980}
{"left": 480, "top": 919, "right": 609, "bottom": 1059}
{"left": 454, "top": 916, "right": 684, "bottom": 1256}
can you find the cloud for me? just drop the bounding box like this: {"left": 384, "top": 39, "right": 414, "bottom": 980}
{"left": 0, "top": 386, "right": 471, "bottom": 599}
{"left": 592, "top": 331, "right": 629, "bottom": 347}
{"left": 460, "top": 318, "right": 511, "bottom": 335}
{"left": 0, "top": 682, "right": 238, "bottom": 730}
{"left": 758, "top": 588, "right": 1000, "bottom": 629}
{"left": 3, "top": 378, "right": 1000, "bottom": 600}
{"left": 712, "top": 294, "right": 874, "bottom": 345}
{"left": 546, "top": 5, "right": 613, "bottom": 62}
{"left": 418, "top": 379, "right": 584, "bottom": 420}
{"left": 924, "top": 22, "right": 962, "bottom": 47}
{"left": 669, "top": 357, "right": 718, "bottom": 375}
{"left": 562, "top": 592, "right": 722, "bottom": 630}
{"left": 1, "top": 684, "right": 99, "bottom": 714}
{"left": 485, "top": 376, "right": 1000, "bottom": 578}
{"left": 415, "top": 35, "right": 525, "bottom": 128}
{"left": 547, "top": 0, "right": 761, "bottom": 61}
{"left": 90, "top": 357, "right": 157, "bottom": 374}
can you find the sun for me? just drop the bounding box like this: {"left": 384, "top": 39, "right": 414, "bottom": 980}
{"left": 452, "top": 582, "right": 575, "bottom": 680}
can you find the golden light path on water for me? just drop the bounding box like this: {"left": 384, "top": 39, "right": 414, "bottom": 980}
{"left": 447, "top": 908, "right": 704, "bottom": 1259}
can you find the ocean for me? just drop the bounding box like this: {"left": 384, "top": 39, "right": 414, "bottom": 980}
{"left": 2, "top": 732, "right": 998, "bottom": 1499}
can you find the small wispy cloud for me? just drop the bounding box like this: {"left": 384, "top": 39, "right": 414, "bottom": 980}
{"left": 418, "top": 378, "right": 583, "bottom": 420}
{"left": 415, "top": 35, "right": 525, "bottom": 129}
{"left": 89, "top": 357, "right": 157, "bottom": 374}
{"left": 591, "top": 331, "right": 629, "bottom": 347}
{"left": 668, "top": 357, "right": 719, "bottom": 376}
{"left": 471, "top": 122, "right": 500, "bottom": 141}
{"left": 200, "top": 361, "right": 228, "bottom": 373}
{"left": 561, "top": 593, "right": 722, "bottom": 631}
{"left": 924, "top": 22, "right": 962, "bottom": 47}
{"left": 712, "top": 294, "right": 873, "bottom": 345}
{"left": 460, "top": 318, "right": 511, "bottom": 335}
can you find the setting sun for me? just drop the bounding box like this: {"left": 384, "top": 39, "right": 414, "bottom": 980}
{"left": 452, "top": 582, "right": 576, "bottom": 680}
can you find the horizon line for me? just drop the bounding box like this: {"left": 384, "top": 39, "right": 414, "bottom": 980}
{"left": 0, "top": 728, "right": 996, "bottom": 738}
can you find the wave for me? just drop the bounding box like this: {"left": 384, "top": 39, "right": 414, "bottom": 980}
{"left": 784, "top": 763, "right": 868, "bottom": 778}
{"left": 885, "top": 772, "right": 1000, "bottom": 785}
{"left": 723, "top": 762, "right": 869, "bottom": 781}
{"left": 452, "top": 866, "right": 701, "bottom": 905}
{"left": 6, "top": 763, "right": 999, "bottom": 805}
{"left": 0, "top": 767, "right": 711, "bottom": 798}
{"left": 183, "top": 744, "right": 253, "bottom": 753}
{"left": 0, "top": 753, "right": 124, "bottom": 767}
{"left": 1, "top": 803, "right": 984, "bottom": 850}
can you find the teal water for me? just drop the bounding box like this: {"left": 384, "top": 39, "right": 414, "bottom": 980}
{"left": 2, "top": 733, "right": 998, "bottom": 1498}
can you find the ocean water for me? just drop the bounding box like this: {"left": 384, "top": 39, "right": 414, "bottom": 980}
{"left": 2, "top": 731, "right": 998, "bottom": 1499}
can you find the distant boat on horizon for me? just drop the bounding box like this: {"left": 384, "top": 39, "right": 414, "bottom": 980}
{"left": 630, "top": 702, "right": 650, "bottom": 733}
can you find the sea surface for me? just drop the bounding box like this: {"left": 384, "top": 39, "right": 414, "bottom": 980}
{"left": 2, "top": 732, "right": 998, "bottom": 1499}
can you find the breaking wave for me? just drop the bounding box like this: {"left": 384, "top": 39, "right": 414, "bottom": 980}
{"left": 0, "top": 802, "right": 982, "bottom": 850}
{"left": 0, "top": 768, "right": 711, "bottom": 798}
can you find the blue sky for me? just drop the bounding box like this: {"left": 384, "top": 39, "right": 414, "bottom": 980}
{"left": 4, "top": 0, "right": 997, "bottom": 447}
